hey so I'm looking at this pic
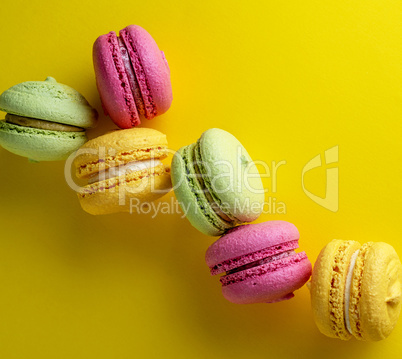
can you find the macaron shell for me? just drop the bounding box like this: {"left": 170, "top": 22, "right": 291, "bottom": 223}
{"left": 198, "top": 128, "right": 264, "bottom": 222}
{"left": 93, "top": 33, "right": 140, "bottom": 128}
{"left": 221, "top": 253, "right": 312, "bottom": 304}
{"left": 0, "top": 77, "right": 98, "bottom": 128}
{"left": 310, "top": 239, "right": 361, "bottom": 340}
{"left": 206, "top": 221, "right": 300, "bottom": 268}
{"left": 0, "top": 120, "right": 87, "bottom": 161}
{"left": 74, "top": 128, "right": 168, "bottom": 178}
{"left": 120, "top": 25, "right": 172, "bottom": 118}
{"left": 350, "top": 242, "right": 402, "bottom": 341}
{"left": 171, "top": 145, "right": 233, "bottom": 236}
{"left": 78, "top": 165, "right": 171, "bottom": 215}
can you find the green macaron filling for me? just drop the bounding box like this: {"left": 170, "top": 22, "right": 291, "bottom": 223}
{"left": 0, "top": 77, "right": 98, "bottom": 129}
{"left": 194, "top": 139, "right": 242, "bottom": 223}
{"left": 180, "top": 144, "right": 234, "bottom": 232}
{"left": 5, "top": 113, "right": 85, "bottom": 132}
{"left": 0, "top": 120, "right": 87, "bottom": 161}
{"left": 0, "top": 120, "right": 87, "bottom": 139}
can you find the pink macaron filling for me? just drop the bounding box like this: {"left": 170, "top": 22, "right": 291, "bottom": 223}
{"left": 221, "top": 251, "right": 309, "bottom": 287}
{"left": 102, "top": 28, "right": 159, "bottom": 126}
{"left": 120, "top": 29, "right": 157, "bottom": 119}
{"left": 117, "top": 37, "right": 145, "bottom": 116}
{"left": 106, "top": 32, "right": 140, "bottom": 127}
{"left": 208, "top": 239, "right": 308, "bottom": 287}
{"left": 210, "top": 239, "right": 299, "bottom": 275}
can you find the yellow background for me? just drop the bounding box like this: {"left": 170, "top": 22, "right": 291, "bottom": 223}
{"left": 0, "top": 0, "right": 401, "bottom": 358}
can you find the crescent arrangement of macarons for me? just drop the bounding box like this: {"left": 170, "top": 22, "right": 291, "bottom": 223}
{"left": 0, "top": 22, "right": 401, "bottom": 344}
{"left": 0, "top": 77, "right": 97, "bottom": 161}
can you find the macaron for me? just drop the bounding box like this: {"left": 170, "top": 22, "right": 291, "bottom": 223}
{"left": 73, "top": 128, "right": 171, "bottom": 215}
{"left": 310, "top": 239, "right": 402, "bottom": 341}
{"left": 171, "top": 128, "right": 265, "bottom": 236}
{"left": 0, "top": 77, "right": 98, "bottom": 161}
{"left": 93, "top": 25, "right": 172, "bottom": 129}
{"left": 205, "top": 221, "right": 312, "bottom": 304}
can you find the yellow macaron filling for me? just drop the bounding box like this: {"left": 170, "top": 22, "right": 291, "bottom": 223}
{"left": 88, "top": 159, "right": 162, "bottom": 184}
{"left": 344, "top": 249, "right": 360, "bottom": 334}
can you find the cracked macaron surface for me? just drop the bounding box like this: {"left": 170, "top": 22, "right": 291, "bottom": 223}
{"left": 205, "top": 221, "right": 312, "bottom": 304}
{"left": 93, "top": 25, "right": 172, "bottom": 129}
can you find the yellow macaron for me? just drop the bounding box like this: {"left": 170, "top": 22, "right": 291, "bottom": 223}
{"left": 73, "top": 128, "right": 171, "bottom": 215}
{"left": 310, "top": 239, "right": 402, "bottom": 341}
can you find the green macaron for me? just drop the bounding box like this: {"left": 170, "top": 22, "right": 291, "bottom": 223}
{"left": 0, "top": 77, "right": 98, "bottom": 161}
{"left": 171, "top": 128, "right": 265, "bottom": 236}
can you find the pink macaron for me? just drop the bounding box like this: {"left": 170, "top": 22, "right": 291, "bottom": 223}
{"left": 205, "top": 221, "right": 312, "bottom": 304}
{"left": 93, "top": 25, "right": 173, "bottom": 129}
